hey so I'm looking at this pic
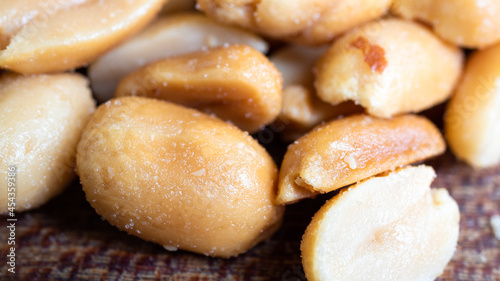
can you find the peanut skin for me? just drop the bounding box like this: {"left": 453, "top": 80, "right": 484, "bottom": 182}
{"left": 277, "top": 114, "right": 446, "bottom": 204}
{"left": 115, "top": 44, "right": 282, "bottom": 133}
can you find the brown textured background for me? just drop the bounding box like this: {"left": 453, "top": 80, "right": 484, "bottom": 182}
{"left": 1, "top": 148, "right": 499, "bottom": 280}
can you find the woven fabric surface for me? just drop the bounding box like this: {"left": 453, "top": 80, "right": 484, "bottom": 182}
{"left": 0, "top": 151, "right": 499, "bottom": 281}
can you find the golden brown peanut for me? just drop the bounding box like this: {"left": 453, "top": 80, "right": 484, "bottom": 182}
{"left": 0, "top": 0, "right": 166, "bottom": 74}
{"left": 0, "top": 73, "right": 95, "bottom": 213}
{"left": 445, "top": 43, "right": 500, "bottom": 168}
{"left": 89, "top": 13, "right": 269, "bottom": 102}
{"left": 315, "top": 19, "right": 463, "bottom": 118}
{"left": 197, "top": 0, "right": 333, "bottom": 38}
{"left": 270, "top": 45, "right": 362, "bottom": 141}
{"left": 392, "top": 0, "right": 500, "bottom": 49}
{"left": 276, "top": 114, "right": 445, "bottom": 205}
{"left": 115, "top": 44, "right": 282, "bottom": 133}
{"left": 197, "top": 0, "right": 391, "bottom": 45}
{"left": 76, "top": 96, "right": 284, "bottom": 258}
{"left": 278, "top": 88, "right": 362, "bottom": 141}
{"left": 271, "top": 45, "right": 328, "bottom": 90}
{"left": 301, "top": 165, "right": 459, "bottom": 281}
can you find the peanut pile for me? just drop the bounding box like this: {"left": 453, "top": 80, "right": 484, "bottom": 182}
{"left": 2, "top": 0, "right": 500, "bottom": 280}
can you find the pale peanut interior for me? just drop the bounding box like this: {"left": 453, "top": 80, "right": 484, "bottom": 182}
{"left": 301, "top": 166, "right": 460, "bottom": 281}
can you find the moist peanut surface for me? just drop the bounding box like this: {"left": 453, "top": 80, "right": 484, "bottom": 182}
{"left": 277, "top": 114, "right": 446, "bottom": 204}
{"left": 77, "top": 96, "right": 284, "bottom": 258}
{"left": 115, "top": 44, "right": 282, "bottom": 133}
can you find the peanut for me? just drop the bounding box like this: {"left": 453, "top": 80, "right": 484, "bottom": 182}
{"left": 0, "top": 73, "right": 95, "bottom": 213}
{"left": 115, "top": 44, "right": 282, "bottom": 133}
{"left": 445, "top": 42, "right": 500, "bottom": 168}
{"left": 277, "top": 114, "right": 445, "bottom": 204}
{"left": 270, "top": 45, "right": 362, "bottom": 141}
{"left": 89, "top": 13, "right": 268, "bottom": 102}
{"left": 315, "top": 19, "right": 463, "bottom": 118}
{"left": 301, "top": 165, "right": 459, "bottom": 281}
{"left": 0, "top": 0, "right": 165, "bottom": 73}
{"left": 76, "top": 96, "right": 284, "bottom": 258}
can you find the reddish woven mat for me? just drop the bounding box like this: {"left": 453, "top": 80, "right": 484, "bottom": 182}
{"left": 0, "top": 151, "right": 499, "bottom": 281}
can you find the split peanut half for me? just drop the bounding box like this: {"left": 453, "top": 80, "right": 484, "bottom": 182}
{"left": 445, "top": 42, "right": 500, "bottom": 168}
{"left": 315, "top": 18, "right": 463, "bottom": 118}
{"left": 276, "top": 114, "right": 445, "bottom": 205}
{"left": 270, "top": 45, "right": 362, "bottom": 141}
{"left": 89, "top": 12, "right": 269, "bottom": 102}
{"left": 0, "top": 73, "right": 95, "bottom": 213}
{"left": 160, "top": 0, "right": 196, "bottom": 14}
{"left": 115, "top": 44, "right": 282, "bottom": 133}
{"left": 392, "top": 0, "right": 500, "bottom": 49}
{"left": 0, "top": 0, "right": 166, "bottom": 74}
{"left": 301, "top": 165, "right": 460, "bottom": 281}
{"left": 76, "top": 96, "right": 284, "bottom": 258}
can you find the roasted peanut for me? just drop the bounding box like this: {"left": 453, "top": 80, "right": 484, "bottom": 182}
{"left": 0, "top": 0, "right": 89, "bottom": 50}
{"left": 277, "top": 114, "right": 445, "bottom": 204}
{"left": 289, "top": 0, "right": 392, "bottom": 45}
{"left": 271, "top": 45, "right": 328, "bottom": 89}
{"left": 89, "top": 12, "right": 268, "bottom": 102}
{"left": 76, "top": 96, "right": 284, "bottom": 258}
{"left": 115, "top": 44, "right": 282, "bottom": 133}
{"left": 0, "top": 0, "right": 165, "bottom": 74}
{"left": 0, "top": 73, "right": 95, "bottom": 213}
{"left": 278, "top": 88, "right": 362, "bottom": 141}
{"left": 315, "top": 19, "right": 463, "bottom": 118}
{"left": 270, "top": 45, "right": 362, "bottom": 141}
{"left": 392, "top": 0, "right": 500, "bottom": 49}
{"left": 301, "top": 165, "right": 459, "bottom": 281}
{"left": 161, "top": 0, "right": 196, "bottom": 14}
{"left": 445, "top": 42, "right": 500, "bottom": 168}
